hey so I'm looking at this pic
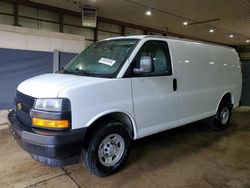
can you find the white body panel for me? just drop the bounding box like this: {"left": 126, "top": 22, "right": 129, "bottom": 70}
{"left": 169, "top": 39, "right": 242, "bottom": 129}
{"left": 17, "top": 74, "right": 106, "bottom": 98}
{"left": 58, "top": 78, "right": 134, "bottom": 131}
{"left": 131, "top": 76, "right": 177, "bottom": 138}
{"left": 16, "top": 36, "right": 242, "bottom": 140}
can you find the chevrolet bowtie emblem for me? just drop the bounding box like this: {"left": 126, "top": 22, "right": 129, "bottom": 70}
{"left": 17, "top": 103, "right": 22, "bottom": 110}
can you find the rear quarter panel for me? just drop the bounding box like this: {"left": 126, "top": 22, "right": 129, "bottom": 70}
{"left": 211, "top": 46, "right": 242, "bottom": 108}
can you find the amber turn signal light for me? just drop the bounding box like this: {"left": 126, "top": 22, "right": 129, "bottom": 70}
{"left": 32, "top": 118, "right": 69, "bottom": 129}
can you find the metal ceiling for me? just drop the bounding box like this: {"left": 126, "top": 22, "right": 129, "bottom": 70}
{"left": 31, "top": 0, "right": 250, "bottom": 45}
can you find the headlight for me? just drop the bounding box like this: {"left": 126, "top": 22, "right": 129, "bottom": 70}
{"left": 34, "top": 98, "right": 71, "bottom": 112}
{"left": 34, "top": 99, "right": 63, "bottom": 112}
{"left": 32, "top": 98, "right": 71, "bottom": 130}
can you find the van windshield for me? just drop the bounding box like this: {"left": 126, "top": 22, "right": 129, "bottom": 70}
{"left": 63, "top": 39, "right": 138, "bottom": 78}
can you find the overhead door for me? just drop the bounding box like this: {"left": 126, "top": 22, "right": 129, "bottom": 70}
{"left": 0, "top": 48, "right": 53, "bottom": 109}
{"left": 0, "top": 48, "right": 76, "bottom": 109}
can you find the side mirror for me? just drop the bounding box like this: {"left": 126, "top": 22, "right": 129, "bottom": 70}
{"left": 133, "top": 56, "right": 154, "bottom": 74}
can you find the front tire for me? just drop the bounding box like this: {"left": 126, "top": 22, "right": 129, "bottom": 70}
{"left": 81, "top": 120, "right": 131, "bottom": 177}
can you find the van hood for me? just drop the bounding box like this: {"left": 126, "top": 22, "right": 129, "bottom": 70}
{"left": 17, "top": 73, "right": 105, "bottom": 98}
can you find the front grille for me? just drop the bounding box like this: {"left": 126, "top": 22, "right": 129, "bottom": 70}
{"left": 15, "top": 91, "right": 35, "bottom": 126}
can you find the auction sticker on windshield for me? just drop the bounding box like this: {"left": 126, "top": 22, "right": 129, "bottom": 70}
{"left": 98, "top": 58, "right": 116, "bottom": 66}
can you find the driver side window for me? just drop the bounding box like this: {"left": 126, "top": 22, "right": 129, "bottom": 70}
{"left": 130, "top": 40, "right": 172, "bottom": 77}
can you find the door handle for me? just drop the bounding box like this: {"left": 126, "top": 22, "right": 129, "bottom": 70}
{"left": 173, "top": 78, "right": 177, "bottom": 91}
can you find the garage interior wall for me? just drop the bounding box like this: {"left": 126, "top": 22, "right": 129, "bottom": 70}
{"left": 241, "top": 60, "right": 250, "bottom": 106}
{"left": 0, "top": 0, "right": 164, "bottom": 110}
{"left": 0, "top": 1, "right": 249, "bottom": 107}
{"left": 0, "top": 1, "right": 164, "bottom": 44}
{"left": 0, "top": 48, "right": 53, "bottom": 108}
{"left": 0, "top": 22, "right": 84, "bottom": 109}
{"left": 238, "top": 45, "right": 250, "bottom": 106}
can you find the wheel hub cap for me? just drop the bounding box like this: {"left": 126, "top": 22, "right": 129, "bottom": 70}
{"left": 220, "top": 107, "right": 229, "bottom": 125}
{"left": 104, "top": 142, "right": 116, "bottom": 156}
{"left": 98, "top": 134, "right": 125, "bottom": 167}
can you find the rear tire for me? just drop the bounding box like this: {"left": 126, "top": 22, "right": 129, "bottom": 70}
{"left": 81, "top": 120, "right": 131, "bottom": 177}
{"left": 210, "top": 100, "right": 232, "bottom": 130}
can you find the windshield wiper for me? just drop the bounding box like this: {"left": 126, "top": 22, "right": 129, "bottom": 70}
{"left": 62, "top": 68, "right": 90, "bottom": 76}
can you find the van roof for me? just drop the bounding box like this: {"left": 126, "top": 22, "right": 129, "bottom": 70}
{"left": 102, "top": 35, "right": 234, "bottom": 49}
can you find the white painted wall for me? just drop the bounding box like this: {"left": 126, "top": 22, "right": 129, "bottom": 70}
{"left": 0, "top": 24, "right": 85, "bottom": 53}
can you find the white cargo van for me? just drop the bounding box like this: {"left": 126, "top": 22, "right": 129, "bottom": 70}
{"left": 8, "top": 35, "right": 242, "bottom": 176}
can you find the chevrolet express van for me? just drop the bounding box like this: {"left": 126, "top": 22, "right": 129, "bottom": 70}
{"left": 8, "top": 35, "right": 242, "bottom": 176}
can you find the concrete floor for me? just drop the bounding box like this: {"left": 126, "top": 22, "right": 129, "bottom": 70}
{"left": 0, "top": 108, "right": 249, "bottom": 188}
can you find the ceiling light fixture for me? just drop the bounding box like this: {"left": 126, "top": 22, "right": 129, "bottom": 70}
{"left": 183, "top": 21, "right": 188, "bottom": 26}
{"left": 246, "top": 40, "right": 250, "bottom": 43}
{"left": 209, "top": 29, "right": 214, "bottom": 33}
{"left": 146, "top": 9, "right": 152, "bottom": 16}
{"left": 229, "top": 34, "right": 234, "bottom": 38}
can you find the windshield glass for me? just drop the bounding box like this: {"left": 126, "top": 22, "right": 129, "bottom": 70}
{"left": 63, "top": 39, "right": 138, "bottom": 77}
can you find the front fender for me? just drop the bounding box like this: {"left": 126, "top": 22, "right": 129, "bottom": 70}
{"left": 86, "top": 109, "right": 138, "bottom": 140}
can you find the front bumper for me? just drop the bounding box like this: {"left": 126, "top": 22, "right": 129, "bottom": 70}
{"left": 8, "top": 110, "right": 87, "bottom": 166}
